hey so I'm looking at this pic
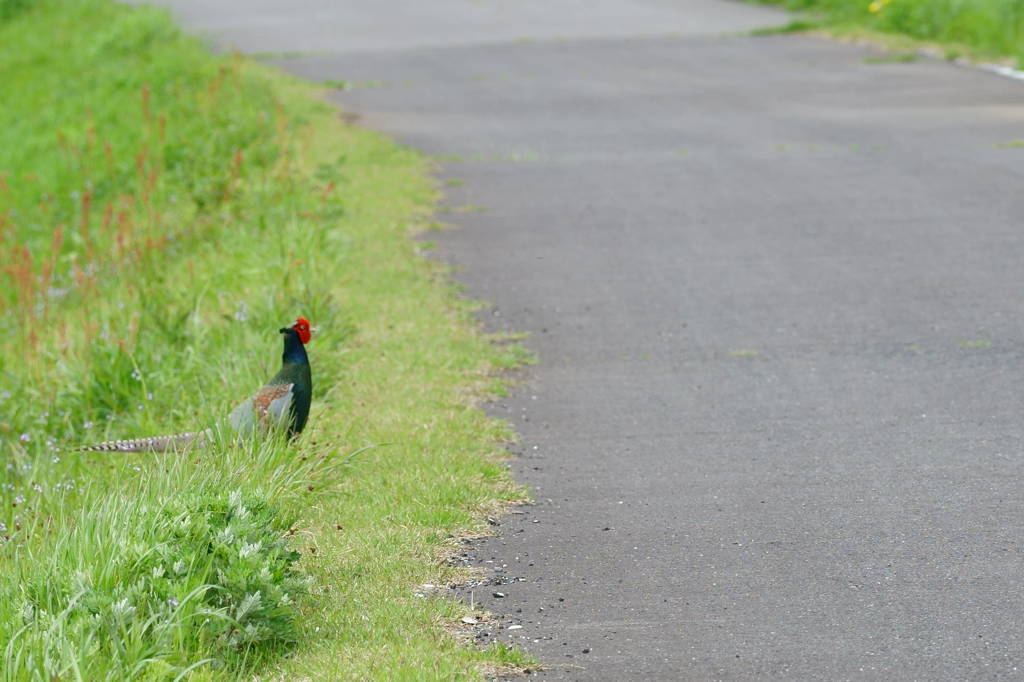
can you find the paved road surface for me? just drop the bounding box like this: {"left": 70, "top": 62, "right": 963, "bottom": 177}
{"left": 155, "top": 1, "right": 1024, "bottom": 678}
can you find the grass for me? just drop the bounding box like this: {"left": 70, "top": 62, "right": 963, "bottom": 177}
{"left": 0, "top": 0, "right": 532, "bottom": 679}
{"left": 862, "top": 52, "right": 918, "bottom": 63}
{"left": 750, "top": 0, "right": 1024, "bottom": 66}
{"left": 749, "top": 19, "right": 822, "bottom": 36}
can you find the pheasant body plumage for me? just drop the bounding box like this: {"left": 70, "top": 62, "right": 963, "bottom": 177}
{"left": 228, "top": 324, "right": 312, "bottom": 438}
{"left": 80, "top": 318, "right": 313, "bottom": 452}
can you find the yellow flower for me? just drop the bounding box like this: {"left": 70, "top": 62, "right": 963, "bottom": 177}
{"left": 868, "top": 0, "right": 883, "bottom": 12}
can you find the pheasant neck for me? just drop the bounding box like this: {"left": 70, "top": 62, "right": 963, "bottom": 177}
{"left": 281, "top": 330, "right": 309, "bottom": 365}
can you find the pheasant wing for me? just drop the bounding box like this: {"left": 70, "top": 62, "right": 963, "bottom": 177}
{"left": 228, "top": 382, "right": 295, "bottom": 435}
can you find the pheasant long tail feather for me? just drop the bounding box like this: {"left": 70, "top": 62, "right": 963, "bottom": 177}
{"left": 79, "top": 428, "right": 213, "bottom": 453}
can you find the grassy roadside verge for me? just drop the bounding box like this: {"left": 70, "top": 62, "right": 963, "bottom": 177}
{"left": 751, "top": 0, "right": 1024, "bottom": 66}
{"left": 0, "top": 1, "right": 530, "bottom": 679}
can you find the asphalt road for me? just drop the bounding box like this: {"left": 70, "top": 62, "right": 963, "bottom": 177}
{"left": 154, "top": 2, "right": 1024, "bottom": 678}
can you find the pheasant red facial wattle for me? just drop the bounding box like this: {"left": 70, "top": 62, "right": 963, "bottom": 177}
{"left": 291, "top": 317, "right": 313, "bottom": 344}
{"left": 80, "top": 317, "right": 315, "bottom": 452}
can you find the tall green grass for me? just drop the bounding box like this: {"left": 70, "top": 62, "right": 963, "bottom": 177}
{"left": 0, "top": 0, "right": 30, "bottom": 22}
{"left": 757, "top": 0, "right": 1024, "bottom": 64}
{"left": 1, "top": 1, "right": 530, "bottom": 678}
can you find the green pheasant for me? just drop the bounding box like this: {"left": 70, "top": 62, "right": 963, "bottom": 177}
{"left": 81, "top": 318, "right": 314, "bottom": 452}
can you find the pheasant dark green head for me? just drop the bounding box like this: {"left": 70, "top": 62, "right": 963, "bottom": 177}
{"left": 283, "top": 317, "right": 313, "bottom": 344}
{"left": 279, "top": 317, "right": 313, "bottom": 366}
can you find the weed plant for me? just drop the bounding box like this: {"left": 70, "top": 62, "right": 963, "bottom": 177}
{"left": 755, "top": 0, "right": 1024, "bottom": 65}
